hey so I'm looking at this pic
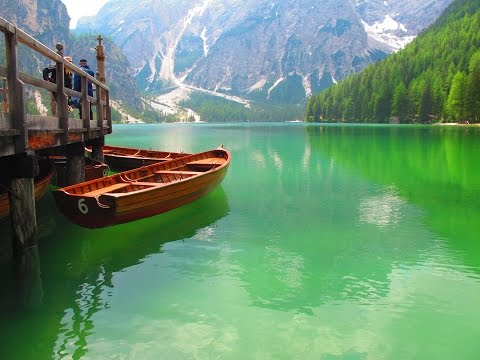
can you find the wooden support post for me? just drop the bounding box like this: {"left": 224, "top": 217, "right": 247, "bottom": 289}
{"left": 96, "top": 36, "right": 106, "bottom": 124}
{"left": 66, "top": 142, "right": 85, "bottom": 185}
{"left": 14, "top": 245, "right": 44, "bottom": 309}
{"left": 81, "top": 75, "right": 91, "bottom": 140}
{"left": 106, "top": 90, "right": 112, "bottom": 133}
{"left": 1, "top": 153, "right": 43, "bottom": 308}
{"left": 96, "top": 83, "right": 103, "bottom": 127}
{"left": 90, "top": 136, "right": 105, "bottom": 163}
{"left": 56, "top": 60, "right": 69, "bottom": 144}
{"left": 2, "top": 78, "right": 8, "bottom": 112}
{"left": 47, "top": 43, "right": 65, "bottom": 116}
{"left": 55, "top": 43, "right": 64, "bottom": 57}
{"left": 5, "top": 30, "right": 27, "bottom": 153}
{"left": 8, "top": 152, "right": 39, "bottom": 258}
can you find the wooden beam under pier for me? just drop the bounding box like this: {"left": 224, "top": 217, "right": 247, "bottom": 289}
{"left": 7, "top": 152, "right": 39, "bottom": 257}
{"left": 88, "top": 136, "right": 105, "bottom": 163}
{"left": 66, "top": 142, "right": 85, "bottom": 186}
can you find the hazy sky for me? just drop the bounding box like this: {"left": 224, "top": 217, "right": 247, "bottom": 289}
{"left": 61, "top": 0, "right": 110, "bottom": 28}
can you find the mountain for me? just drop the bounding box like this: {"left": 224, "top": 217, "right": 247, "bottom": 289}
{"left": 1, "top": 0, "right": 457, "bottom": 122}
{"left": 0, "top": 0, "right": 144, "bottom": 119}
{"left": 77, "top": 0, "right": 454, "bottom": 106}
{"left": 0, "top": 0, "right": 71, "bottom": 79}
{"left": 305, "top": 0, "right": 480, "bottom": 123}
{"left": 0, "top": 0, "right": 70, "bottom": 46}
{"left": 356, "top": 0, "right": 457, "bottom": 50}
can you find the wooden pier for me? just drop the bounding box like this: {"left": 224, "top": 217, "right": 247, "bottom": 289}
{"left": 0, "top": 17, "right": 112, "bottom": 260}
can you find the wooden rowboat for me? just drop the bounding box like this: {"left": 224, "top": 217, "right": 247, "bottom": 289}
{"left": 87, "top": 145, "right": 190, "bottom": 171}
{"left": 53, "top": 147, "right": 231, "bottom": 228}
{"left": 50, "top": 156, "right": 109, "bottom": 187}
{"left": 0, "top": 160, "right": 55, "bottom": 219}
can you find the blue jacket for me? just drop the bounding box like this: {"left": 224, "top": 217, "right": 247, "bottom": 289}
{"left": 73, "top": 65, "right": 95, "bottom": 96}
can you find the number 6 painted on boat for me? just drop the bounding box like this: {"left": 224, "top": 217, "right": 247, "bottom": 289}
{"left": 78, "top": 198, "right": 89, "bottom": 214}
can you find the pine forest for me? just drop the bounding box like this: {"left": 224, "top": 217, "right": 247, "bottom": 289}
{"left": 305, "top": 0, "right": 480, "bottom": 124}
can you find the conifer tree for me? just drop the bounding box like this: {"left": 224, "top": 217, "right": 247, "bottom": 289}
{"left": 465, "top": 51, "right": 480, "bottom": 121}
{"left": 391, "top": 82, "right": 409, "bottom": 123}
{"left": 445, "top": 71, "right": 467, "bottom": 121}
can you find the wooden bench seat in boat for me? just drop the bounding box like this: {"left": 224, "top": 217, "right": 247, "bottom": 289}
{"left": 82, "top": 183, "right": 129, "bottom": 196}
{"left": 154, "top": 170, "right": 201, "bottom": 175}
{"left": 186, "top": 157, "right": 227, "bottom": 171}
{"left": 130, "top": 181, "right": 165, "bottom": 187}
{"left": 83, "top": 181, "right": 164, "bottom": 197}
{"left": 101, "top": 181, "right": 165, "bottom": 197}
{"left": 187, "top": 158, "right": 227, "bottom": 165}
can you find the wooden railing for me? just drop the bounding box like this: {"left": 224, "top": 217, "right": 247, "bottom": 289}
{"left": 0, "top": 17, "right": 112, "bottom": 157}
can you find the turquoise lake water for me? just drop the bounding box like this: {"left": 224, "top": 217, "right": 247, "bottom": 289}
{"left": 1, "top": 123, "right": 480, "bottom": 359}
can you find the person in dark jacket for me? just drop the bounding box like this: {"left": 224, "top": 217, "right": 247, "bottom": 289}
{"left": 73, "top": 58, "right": 95, "bottom": 119}
{"left": 42, "top": 56, "right": 73, "bottom": 115}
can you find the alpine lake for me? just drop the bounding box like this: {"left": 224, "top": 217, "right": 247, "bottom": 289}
{"left": 1, "top": 123, "right": 479, "bottom": 359}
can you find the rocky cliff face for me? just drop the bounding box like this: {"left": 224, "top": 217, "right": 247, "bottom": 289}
{"left": 185, "top": 0, "right": 374, "bottom": 101}
{"left": 77, "top": 0, "right": 454, "bottom": 104}
{"left": 0, "top": 0, "right": 70, "bottom": 47}
{"left": 0, "top": 0, "right": 143, "bottom": 113}
{"left": 0, "top": 0, "right": 71, "bottom": 76}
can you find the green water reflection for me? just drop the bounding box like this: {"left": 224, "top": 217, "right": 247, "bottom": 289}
{"left": 306, "top": 125, "right": 480, "bottom": 270}
{"left": 0, "top": 123, "right": 479, "bottom": 359}
{"left": 0, "top": 187, "right": 230, "bottom": 359}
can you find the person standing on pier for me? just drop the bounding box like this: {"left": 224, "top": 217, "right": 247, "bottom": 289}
{"left": 73, "top": 58, "right": 95, "bottom": 119}
{"left": 42, "top": 56, "right": 73, "bottom": 115}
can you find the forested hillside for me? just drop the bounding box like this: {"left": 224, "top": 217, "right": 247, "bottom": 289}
{"left": 305, "top": 0, "right": 480, "bottom": 124}
{"left": 181, "top": 93, "right": 304, "bottom": 123}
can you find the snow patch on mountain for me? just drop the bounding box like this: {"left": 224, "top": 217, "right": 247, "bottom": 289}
{"left": 150, "top": 87, "right": 202, "bottom": 122}
{"left": 303, "top": 76, "right": 312, "bottom": 97}
{"left": 151, "top": 80, "right": 251, "bottom": 122}
{"left": 160, "top": 0, "right": 214, "bottom": 84}
{"left": 201, "top": 27, "right": 209, "bottom": 56}
{"left": 362, "top": 15, "right": 415, "bottom": 51}
{"left": 267, "top": 78, "right": 284, "bottom": 99}
{"left": 248, "top": 78, "right": 267, "bottom": 93}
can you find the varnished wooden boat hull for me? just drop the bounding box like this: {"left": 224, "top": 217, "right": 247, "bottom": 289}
{"left": 53, "top": 148, "right": 230, "bottom": 228}
{"left": 88, "top": 145, "right": 190, "bottom": 171}
{"left": 0, "top": 160, "right": 55, "bottom": 219}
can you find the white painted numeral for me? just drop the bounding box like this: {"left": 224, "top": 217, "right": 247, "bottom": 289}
{"left": 78, "top": 198, "right": 89, "bottom": 214}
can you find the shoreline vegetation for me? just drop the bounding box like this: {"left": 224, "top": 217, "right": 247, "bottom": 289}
{"left": 433, "top": 122, "right": 480, "bottom": 126}
{"left": 111, "top": 119, "right": 480, "bottom": 126}
{"left": 305, "top": 1, "right": 480, "bottom": 125}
